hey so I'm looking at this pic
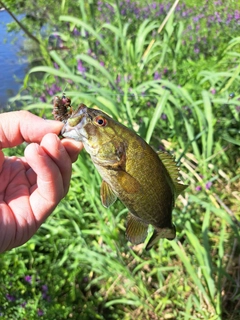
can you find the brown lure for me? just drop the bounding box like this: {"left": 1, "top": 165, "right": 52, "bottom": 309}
{"left": 52, "top": 94, "right": 73, "bottom": 122}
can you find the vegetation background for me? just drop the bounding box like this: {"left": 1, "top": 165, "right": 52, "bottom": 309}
{"left": 0, "top": 0, "right": 239, "bottom": 319}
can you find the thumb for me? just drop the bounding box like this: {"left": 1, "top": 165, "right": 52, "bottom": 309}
{"left": 0, "top": 110, "right": 63, "bottom": 148}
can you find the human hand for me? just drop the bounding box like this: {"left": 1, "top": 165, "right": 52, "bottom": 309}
{"left": 0, "top": 110, "right": 83, "bottom": 253}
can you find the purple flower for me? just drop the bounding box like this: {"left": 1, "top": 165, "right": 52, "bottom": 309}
{"left": 158, "top": 144, "right": 165, "bottom": 151}
{"left": 99, "top": 61, "right": 105, "bottom": 67}
{"left": 158, "top": 4, "right": 164, "bottom": 15}
{"left": 214, "top": 12, "right": 221, "bottom": 21}
{"left": 193, "top": 16, "right": 199, "bottom": 23}
{"left": 77, "top": 60, "right": 86, "bottom": 75}
{"left": 39, "top": 94, "right": 47, "bottom": 103}
{"left": 210, "top": 88, "right": 216, "bottom": 95}
{"left": 195, "top": 186, "right": 202, "bottom": 192}
{"left": 42, "top": 285, "right": 48, "bottom": 292}
{"left": 161, "top": 113, "right": 167, "bottom": 120}
{"left": 176, "top": 4, "right": 181, "bottom": 12}
{"left": 41, "top": 286, "right": 51, "bottom": 301}
{"left": 53, "top": 62, "right": 59, "bottom": 69}
{"left": 205, "top": 181, "right": 212, "bottom": 190}
{"left": 24, "top": 275, "right": 32, "bottom": 284}
{"left": 21, "top": 302, "right": 27, "bottom": 308}
{"left": 226, "top": 14, "right": 232, "bottom": 25}
{"left": 6, "top": 294, "right": 15, "bottom": 302}
{"left": 151, "top": 2, "right": 157, "bottom": 10}
{"left": 72, "top": 27, "right": 80, "bottom": 36}
{"left": 235, "top": 10, "right": 240, "bottom": 20}
{"left": 105, "top": 2, "right": 114, "bottom": 12}
{"left": 37, "top": 309, "right": 44, "bottom": 316}
{"left": 42, "top": 292, "right": 51, "bottom": 301}
{"left": 154, "top": 71, "right": 161, "bottom": 80}
{"left": 194, "top": 47, "right": 200, "bottom": 54}
{"left": 47, "top": 84, "right": 61, "bottom": 96}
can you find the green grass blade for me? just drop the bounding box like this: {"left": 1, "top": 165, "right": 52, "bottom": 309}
{"left": 145, "top": 90, "right": 170, "bottom": 143}
{"left": 202, "top": 90, "right": 214, "bottom": 158}
{"left": 49, "top": 50, "right": 72, "bottom": 74}
{"left": 24, "top": 66, "right": 93, "bottom": 88}
{"left": 170, "top": 240, "right": 209, "bottom": 300}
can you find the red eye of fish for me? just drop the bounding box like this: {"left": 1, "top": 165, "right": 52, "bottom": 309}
{"left": 95, "top": 116, "right": 107, "bottom": 127}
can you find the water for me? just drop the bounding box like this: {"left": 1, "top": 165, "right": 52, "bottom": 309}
{"left": 0, "top": 9, "right": 28, "bottom": 110}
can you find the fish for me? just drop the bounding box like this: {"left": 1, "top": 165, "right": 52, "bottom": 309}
{"left": 61, "top": 104, "right": 188, "bottom": 250}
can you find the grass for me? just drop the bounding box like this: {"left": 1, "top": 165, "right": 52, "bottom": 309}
{"left": 1, "top": 0, "right": 240, "bottom": 319}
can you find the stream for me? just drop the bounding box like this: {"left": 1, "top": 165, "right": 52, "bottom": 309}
{"left": 0, "top": 9, "right": 28, "bottom": 110}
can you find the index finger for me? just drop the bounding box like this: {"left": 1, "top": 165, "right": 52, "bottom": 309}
{"left": 0, "top": 110, "right": 63, "bottom": 149}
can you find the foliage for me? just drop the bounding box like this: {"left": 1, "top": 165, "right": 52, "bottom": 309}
{"left": 1, "top": 0, "right": 240, "bottom": 319}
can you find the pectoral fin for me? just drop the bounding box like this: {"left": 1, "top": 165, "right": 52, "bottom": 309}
{"left": 100, "top": 180, "right": 117, "bottom": 208}
{"left": 117, "top": 171, "right": 141, "bottom": 194}
{"left": 126, "top": 213, "right": 148, "bottom": 245}
{"left": 146, "top": 225, "right": 176, "bottom": 251}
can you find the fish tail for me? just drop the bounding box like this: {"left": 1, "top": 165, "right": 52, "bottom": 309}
{"left": 146, "top": 225, "right": 176, "bottom": 251}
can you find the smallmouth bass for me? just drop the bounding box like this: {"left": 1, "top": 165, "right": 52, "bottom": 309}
{"left": 61, "top": 103, "right": 188, "bottom": 250}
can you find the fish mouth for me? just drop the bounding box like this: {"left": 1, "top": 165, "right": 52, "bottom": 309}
{"left": 61, "top": 104, "right": 88, "bottom": 141}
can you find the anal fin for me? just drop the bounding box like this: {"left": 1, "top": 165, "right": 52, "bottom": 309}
{"left": 126, "top": 213, "right": 148, "bottom": 245}
{"left": 146, "top": 225, "right": 176, "bottom": 251}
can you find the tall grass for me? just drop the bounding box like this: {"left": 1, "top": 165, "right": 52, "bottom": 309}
{"left": 1, "top": 0, "right": 240, "bottom": 319}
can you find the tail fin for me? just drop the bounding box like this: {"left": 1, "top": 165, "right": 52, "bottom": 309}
{"left": 146, "top": 225, "right": 176, "bottom": 251}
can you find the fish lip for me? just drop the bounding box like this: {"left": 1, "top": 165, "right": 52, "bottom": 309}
{"left": 61, "top": 105, "right": 88, "bottom": 140}
{"left": 61, "top": 125, "right": 88, "bottom": 140}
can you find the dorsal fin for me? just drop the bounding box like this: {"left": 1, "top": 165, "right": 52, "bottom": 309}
{"left": 157, "top": 151, "right": 188, "bottom": 196}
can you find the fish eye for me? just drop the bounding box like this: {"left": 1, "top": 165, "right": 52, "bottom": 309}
{"left": 95, "top": 116, "right": 107, "bottom": 127}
